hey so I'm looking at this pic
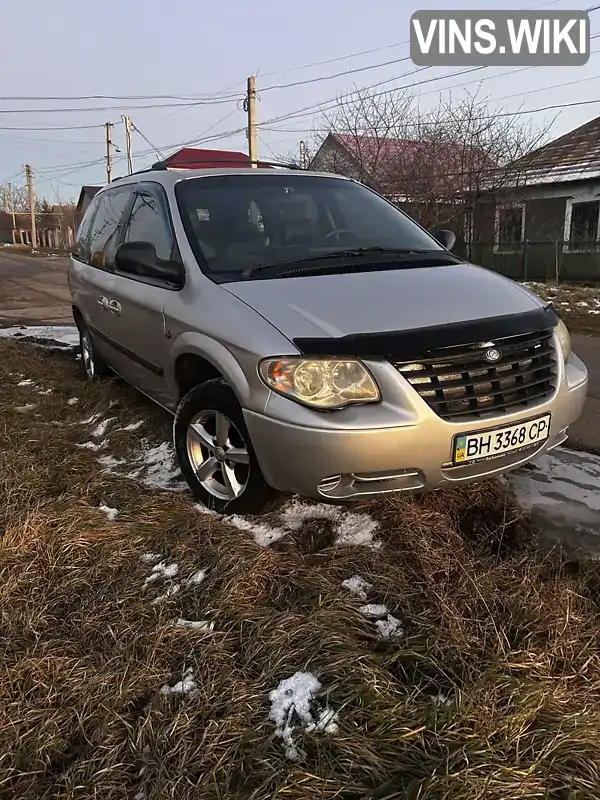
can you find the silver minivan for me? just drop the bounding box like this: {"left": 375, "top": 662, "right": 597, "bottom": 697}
{"left": 69, "top": 166, "right": 588, "bottom": 513}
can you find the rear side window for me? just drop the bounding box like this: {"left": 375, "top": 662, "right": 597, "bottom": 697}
{"left": 88, "top": 186, "right": 132, "bottom": 271}
{"left": 123, "top": 190, "right": 174, "bottom": 261}
{"left": 73, "top": 196, "right": 100, "bottom": 262}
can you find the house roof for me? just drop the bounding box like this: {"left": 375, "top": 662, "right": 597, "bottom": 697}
{"left": 162, "top": 147, "right": 273, "bottom": 169}
{"left": 312, "top": 133, "right": 491, "bottom": 195}
{"left": 509, "top": 115, "right": 600, "bottom": 186}
{"left": 75, "top": 185, "right": 101, "bottom": 213}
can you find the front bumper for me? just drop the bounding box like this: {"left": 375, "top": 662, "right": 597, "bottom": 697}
{"left": 244, "top": 353, "right": 588, "bottom": 501}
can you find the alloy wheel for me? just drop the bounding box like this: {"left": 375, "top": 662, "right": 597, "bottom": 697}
{"left": 186, "top": 410, "right": 250, "bottom": 501}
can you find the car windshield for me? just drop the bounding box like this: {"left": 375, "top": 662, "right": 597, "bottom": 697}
{"left": 175, "top": 173, "right": 445, "bottom": 279}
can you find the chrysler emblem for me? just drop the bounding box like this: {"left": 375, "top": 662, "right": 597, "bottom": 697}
{"left": 485, "top": 348, "right": 501, "bottom": 362}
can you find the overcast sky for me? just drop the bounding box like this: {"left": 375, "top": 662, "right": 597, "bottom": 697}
{"left": 0, "top": 0, "right": 598, "bottom": 203}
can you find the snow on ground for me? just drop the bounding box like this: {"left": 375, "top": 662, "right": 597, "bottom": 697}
{"left": 67, "top": 397, "right": 78, "bottom": 406}
{"left": 342, "top": 575, "right": 373, "bottom": 600}
{"left": 0, "top": 324, "right": 80, "bottom": 348}
{"left": 98, "top": 440, "right": 186, "bottom": 493}
{"left": 522, "top": 282, "right": 600, "bottom": 315}
{"left": 140, "top": 553, "right": 162, "bottom": 564}
{"left": 160, "top": 668, "right": 198, "bottom": 698}
{"left": 91, "top": 418, "right": 116, "bottom": 438}
{"left": 175, "top": 618, "right": 214, "bottom": 631}
{"left": 119, "top": 420, "right": 144, "bottom": 432}
{"left": 99, "top": 504, "right": 118, "bottom": 522}
{"left": 222, "top": 501, "right": 381, "bottom": 550}
{"left": 185, "top": 569, "right": 208, "bottom": 587}
{"left": 268, "top": 671, "right": 339, "bottom": 761}
{"left": 510, "top": 447, "right": 600, "bottom": 554}
{"left": 144, "top": 561, "right": 180, "bottom": 587}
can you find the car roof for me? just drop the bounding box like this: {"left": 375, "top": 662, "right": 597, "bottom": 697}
{"left": 101, "top": 167, "right": 352, "bottom": 191}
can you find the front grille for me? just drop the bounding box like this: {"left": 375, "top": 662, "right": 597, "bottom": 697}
{"left": 393, "top": 329, "right": 557, "bottom": 421}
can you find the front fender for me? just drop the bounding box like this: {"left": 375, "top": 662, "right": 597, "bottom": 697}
{"left": 166, "top": 331, "right": 269, "bottom": 411}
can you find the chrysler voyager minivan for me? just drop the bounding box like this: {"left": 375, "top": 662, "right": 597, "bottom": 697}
{"left": 69, "top": 166, "right": 588, "bottom": 513}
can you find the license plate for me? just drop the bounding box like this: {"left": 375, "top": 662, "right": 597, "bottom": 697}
{"left": 453, "top": 414, "right": 551, "bottom": 465}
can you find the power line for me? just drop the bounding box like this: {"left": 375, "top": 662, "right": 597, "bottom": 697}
{"left": 255, "top": 0, "right": 563, "bottom": 79}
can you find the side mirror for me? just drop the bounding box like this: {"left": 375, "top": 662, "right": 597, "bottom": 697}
{"left": 115, "top": 241, "right": 182, "bottom": 285}
{"left": 432, "top": 229, "right": 456, "bottom": 251}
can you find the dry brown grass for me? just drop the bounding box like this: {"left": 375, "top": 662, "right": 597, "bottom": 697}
{"left": 522, "top": 281, "right": 600, "bottom": 334}
{"left": 2, "top": 339, "right": 600, "bottom": 799}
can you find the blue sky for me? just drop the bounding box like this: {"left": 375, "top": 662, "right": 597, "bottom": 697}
{"left": 0, "top": 0, "right": 598, "bottom": 203}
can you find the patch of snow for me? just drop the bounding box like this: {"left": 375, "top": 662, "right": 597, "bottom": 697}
{"left": 175, "top": 618, "right": 214, "bottom": 631}
{"left": 577, "top": 301, "right": 589, "bottom": 307}
{"left": 99, "top": 504, "right": 118, "bottom": 522}
{"left": 151, "top": 584, "right": 181, "bottom": 606}
{"left": 281, "top": 501, "right": 342, "bottom": 530}
{"left": 14, "top": 404, "right": 36, "bottom": 413}
{"left": 140, "top": 553, "right": 162, "bottom": 564}
{"left": 194, "top": 503, "right": 218, "bottom": 516}
{"left": 144, "top": 561, "right": 179, "bottom": 587}
{"left": 38, "top": 388, "right": 53, "bottom": 395}
{"left": 359, "top": 604, "right": 389, "bottom": 619}
{"left": 375, "top": 614, "right": 404, "bottom": 640}
{"left": 432, "top": 691, "right": 453, "bottom": 707}
{"left": 17, "top": 379, "right": 34, "bottom": 387}
{"left": 305, "top": 707, "right": 340, "bottom": 734}
{"left": 511, "top": 448, "right": 600, "bottom": 514}
{"left": 80, "top": 413, "right": 101, "bottom": 426}
{"left": 130, "top": 441, "right": 185, "bottom": 491}
{"left": 185, "top": 569, "right": 207, "bottom": 587}
{"left": 133, "top": 792, "right": 147, "bottom": 800}
{"left": 0, "top": 324, "right": 80, "bottom": 348}
{"left": 589, "top": 310, "right": 600, "bottom": 315}
{"left": 227, "top": 514, "right": 289, "bottom": 547}
{"left": 97, "top": 440, "right": 186, "bottom": 492}
{"left": 98, "top": 454, "right": 126, "bottom": 468}
{"left": 76, "top": 441, "right": 105, "bottom": 451}
{"left": 269, "top": 671, "right": 339, "bottom": 762}
{"left": 334, "top": 512, "right": 380, "bottom": 549}
{"left": 160, "top": 667, "right": 197, "bottom": 697}
{"left": 342, "top": 575, "right": 372, "bottom": 600}
{"left": 91, "top": 417, "right": 116, "bottom": 438}
{"left": 119, "top": 420, "right": 144, "bottom": 432}
{"left": 67, "top": 397, "right": 78, "bottom": 405}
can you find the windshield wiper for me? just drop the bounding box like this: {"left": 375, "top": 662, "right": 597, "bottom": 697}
{"left": 241, "top": 248, "right": 444, "bottom": 280}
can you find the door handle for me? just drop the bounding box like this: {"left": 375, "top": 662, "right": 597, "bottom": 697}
{"left": 108, "top": 300, "right": 122, "bottom": 316}
{"left": 98, "top": 295, "right": 109, "bottom": 310}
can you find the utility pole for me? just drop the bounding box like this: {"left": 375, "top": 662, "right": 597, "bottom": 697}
{"left": 122, "top": 115, "right": 134, "bottom": 175}
{"left": 246, "top": 76, "right": 258, "bottom": 168}
{"left": 25, "top": 165, "right": 37, "bottom": 249}
{"left": 7, "top": 183, "right": 15, "bottom": 230}
{"left": 105, "top": 121, "right": 113, "bottom": 183}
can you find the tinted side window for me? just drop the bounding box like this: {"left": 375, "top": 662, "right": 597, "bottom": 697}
{"left": 88, "top": 187, "right": 132, "bottom": 271}
{"left": 122, "top": 190, "right": 174, "bottom": 261}
{"left": 73, "top": 195, "right": 100, "bottom": 262}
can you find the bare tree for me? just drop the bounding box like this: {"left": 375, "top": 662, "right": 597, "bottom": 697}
{"left": 309, "top": 86, "right": 553, "bottom": 246}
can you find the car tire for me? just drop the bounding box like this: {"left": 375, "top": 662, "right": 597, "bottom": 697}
{"left": 174, "top": 378, "right": 279, "bottom": 515}
{"left": 79, "top": 324, "right": 111, "bottom": 380}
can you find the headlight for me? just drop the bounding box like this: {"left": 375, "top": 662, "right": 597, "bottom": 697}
{"left": 556, "top": 318, "right": 572, "bottom": 361}
{"left": 259, "top": 357, "right": 380, "bottom": 409}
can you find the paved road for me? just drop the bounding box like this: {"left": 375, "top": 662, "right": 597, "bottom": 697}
{"left": 0, "top": 251, "right": 71, "bottom": 325}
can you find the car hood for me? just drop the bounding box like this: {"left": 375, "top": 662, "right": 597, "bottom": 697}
{"left": 223, "top": 263, "right": 544, "bottom": 342}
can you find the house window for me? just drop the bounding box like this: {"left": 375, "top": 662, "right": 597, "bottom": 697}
{"left": 569, "top": 200, "right": 600, "bottom": 249}
{"left": 494, "top": 204, "right": 525, "bottom": 252}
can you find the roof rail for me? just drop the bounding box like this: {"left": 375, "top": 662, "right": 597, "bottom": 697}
{"left": 149, "top": 158, "right": 303, "bottom": 171}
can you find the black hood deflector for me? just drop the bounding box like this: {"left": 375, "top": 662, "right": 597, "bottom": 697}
{"left": 293, "top": 305, "right": 559, "bottom": 360}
